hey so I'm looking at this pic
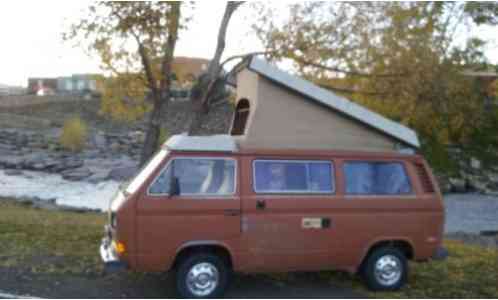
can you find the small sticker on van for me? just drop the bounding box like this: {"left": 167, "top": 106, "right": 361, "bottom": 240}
{"left": 302, "top": 218, "right": 322, "bottom": 229}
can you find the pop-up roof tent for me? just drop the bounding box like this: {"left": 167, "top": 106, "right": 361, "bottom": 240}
{"left": 228, "top": 57, "right": 420, "bottom": 153}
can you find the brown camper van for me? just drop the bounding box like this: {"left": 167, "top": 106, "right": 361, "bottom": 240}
{"left": 100, "top": 135, "right": 446, "bottom": 298}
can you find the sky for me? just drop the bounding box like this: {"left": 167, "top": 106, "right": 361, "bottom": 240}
{"left": 0, "top": 1, "right": 263, "bottom": 87}
{"left": 0, "top": 1, "right": 497, "bottom": 87}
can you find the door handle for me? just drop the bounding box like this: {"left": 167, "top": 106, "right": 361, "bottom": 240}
{"left": 322, "top": 218, "right": 332, "bottom": 229}
{"left": 256, "top": 199, "right": 266, "bottom": 210}
{"left": 224, "top": 209, "right": 241, "bottom": 216}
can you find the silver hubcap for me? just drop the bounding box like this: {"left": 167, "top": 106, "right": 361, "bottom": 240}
{"left": 186, "top": 262, "right": 219, "bottom": 297}
{"left": 374, "top": 255, "right": 402, "bottom": 286}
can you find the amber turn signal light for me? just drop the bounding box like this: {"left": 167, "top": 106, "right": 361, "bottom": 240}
{"left": 115, "top": 241, "right": 126, "bottom": 255}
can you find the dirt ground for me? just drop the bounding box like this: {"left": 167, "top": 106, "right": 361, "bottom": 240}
{"left": 0, "top": 266, "right": 365, "bottom": 299}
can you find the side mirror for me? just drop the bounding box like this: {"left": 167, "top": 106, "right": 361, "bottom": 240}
{"left": 169, "top": 176, "right": 180, "bottom": 197}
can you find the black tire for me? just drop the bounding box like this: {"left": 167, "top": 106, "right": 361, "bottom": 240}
{"left": 362, "top": 247, "right": 408, "bottom": 291}
{"left": 175, "top": 252, "right": 231, "bottom": 299}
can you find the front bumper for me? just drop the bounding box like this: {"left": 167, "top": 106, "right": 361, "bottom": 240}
{"left": 100, "top": 226, "right": 127, "bottom": 273}
{"left": 432, "top": 246, "right": 449, "bottom": 261}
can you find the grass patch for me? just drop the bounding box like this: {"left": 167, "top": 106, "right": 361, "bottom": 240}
{"left": 0, "top": 199, "right": 105, "bottom": 274}
{"left": 373, "top": 240, "right": 497, "bottom": 298}
{"left": 313, "top": 241, "right": 498, "bottom": 298}
{"left": 0, "top": 199, "right": 497, "bottom": 298}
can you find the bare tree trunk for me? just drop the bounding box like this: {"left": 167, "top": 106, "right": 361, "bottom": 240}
{"left": 140, "top": 3, "right": 181, "bottom": 165}
{"left": 188, "top": 1, "right": 244, "bottom": 135}
{"left": 140, "top": 90, "right": 170, "bottom": 165}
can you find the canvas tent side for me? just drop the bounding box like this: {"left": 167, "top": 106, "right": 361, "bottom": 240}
{"left": 229, "top": 57, "right": 420, "bottom": 153}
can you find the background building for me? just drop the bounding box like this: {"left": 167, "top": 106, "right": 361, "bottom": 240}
{"left": 27, "top": 78, "right": 57, "bottom": 95}
{"left": 56, "top": 74, "right": 102, "bottom": 97}
{"left": 27, "top": 74, "right": 102, "bottom": 97}
{"left": 0, "top": 83, "right": 26, "bottom": 96}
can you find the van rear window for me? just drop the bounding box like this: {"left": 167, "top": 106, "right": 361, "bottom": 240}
{"left": 343, "top": 162, "right": 412, "bottom": 195}
{"left": 253, "top": 160, "right": 334, "bottom": 194}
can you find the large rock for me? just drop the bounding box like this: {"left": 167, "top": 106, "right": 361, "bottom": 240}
{"left": 0, "top": 143, "right": 15, "bottom": 151}
{"left": 81, "top": 149, "right": 100, "bottom": 159}
{"left": 91, "top": 132, "right": 107, "bottom": 149}
{"left": 129, "top": 130, "right": 145, "bottom": 143}
{"left": 109, "top": 142, "right": 120, "bottom": 152}
{"left": 108, "top": 166, "right": 138, "bottom": 181}
{"left": 470, "top": 157, "right": 481, "bottom": 170}
{"left": 0, "top": 155, "right": 24, "bottom": 169}
{"left": 488, "top": 173, "right": 498, "bottom": 185}
{"left": 62, "top": 167, "right": 93, "bottom": 181}
{"left": 86, "top": 170, "right": 111, "bottom": 184}
{"left": 22, "top": 153, "right": 50, "bottom": 170}
{"left": 487, "top": 181, "right": 498, "bottom": 192}
{"left": 62, "top": 159, "right": 84, "bottom": 170}
{"left": 449, "top": 178, "right": 467, "bottom": 193}
{"left": 467, "top": 176, "right": 488, "bottom": 193}
{"left": 4, "top": 169, "right": 23, "bottom": 176}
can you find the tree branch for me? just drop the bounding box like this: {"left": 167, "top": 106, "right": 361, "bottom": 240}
{"left": 317, "top": 83, "right": 389, "bottom": 96}
{"left": 138, "top": 44, "right": 157, "bottom": 93}
{"left": 160, "top": 2, "right": 181, "bottom": 95}
{"left": 207, "top": 1, "right": 246, "bottom": 77}
{"left": 292, "top": 56, "right": 407, "bottom": 78}
{"left": 201, "top": 1, "right": 245, "bottom": 106}
{"left": 188, "top": 1, "right": 244, "bottom": 135}
{"left": 113, "top": 9, "right": 157, "bottom": 93}
{"left": 220, "top": 50, "right": 276, "bottom": 68}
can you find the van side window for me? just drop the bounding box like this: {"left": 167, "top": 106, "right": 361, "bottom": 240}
{"left": 343, "top": 162, "right": 412, "bottom": 195}
{"left": 149, "top": 158, "right": 236, "bottom": 196}
{"left": 253, "top": 160, "right": 334, "bottom": 194}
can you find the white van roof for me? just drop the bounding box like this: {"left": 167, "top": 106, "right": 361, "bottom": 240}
{"left": 165, "top": 134, "right": 238, "bottom": 152}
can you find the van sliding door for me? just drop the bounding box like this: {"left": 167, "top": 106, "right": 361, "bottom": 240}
{"left": 240, "top": 157, "right": 338, "bottom": 272}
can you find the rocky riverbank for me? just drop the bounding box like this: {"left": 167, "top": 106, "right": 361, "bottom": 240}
{"left": 436, "top": 155, "right": 498, "bottom": 195}
{"left": 0, "top": 97, "right": 234, "bottom": 184}
{"left": 0, "top": 129, "right": 141, "bottom": 183}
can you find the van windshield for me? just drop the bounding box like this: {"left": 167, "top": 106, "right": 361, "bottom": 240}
{"left": 125, "top": 149, "right": 169, "bottom": 194}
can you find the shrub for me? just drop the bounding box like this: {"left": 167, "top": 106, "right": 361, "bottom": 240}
{"left": 59, "top": 117, "right": 88, "bottom": 152}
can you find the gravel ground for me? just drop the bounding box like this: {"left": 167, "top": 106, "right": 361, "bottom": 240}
{"left": 444, "top": 193, "right": 498, "bottom": 234}
{"left": 0, "top": 267, "right": 365, "bottom": 299}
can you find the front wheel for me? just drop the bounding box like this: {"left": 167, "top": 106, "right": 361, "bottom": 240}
{"left": 175, "top": 253, "right": 230, "bottom": 298}
{"left": 362, "top": 247, "right": 408, "bottom": 291}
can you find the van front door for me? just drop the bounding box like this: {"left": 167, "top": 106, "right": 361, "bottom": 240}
{"left": 136, "top": 155, "right": 241, "bottom": 271}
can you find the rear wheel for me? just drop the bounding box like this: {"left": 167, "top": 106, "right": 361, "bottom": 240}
{"left": 362, "top": 247, "right": 408, "bottom": 291}
{"left": 175, "top": 253, "right": 230, "bottom": 298}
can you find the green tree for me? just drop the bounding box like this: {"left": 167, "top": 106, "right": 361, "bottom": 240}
{"left": 254, "top": 2, "right": 497, "bottom": 170}
{"left": 464, "top": 2, "right": 498, "bottom": 25}
{"left": 65, "top": 2, "right": 185, "bottom": 165}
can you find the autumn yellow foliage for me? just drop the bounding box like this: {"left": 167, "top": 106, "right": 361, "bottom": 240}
{"left": 59, "top": 117, "right": 88, "bottom": 152}
{"left": 99, "top": 74, "right": 151, "bottom": 122}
